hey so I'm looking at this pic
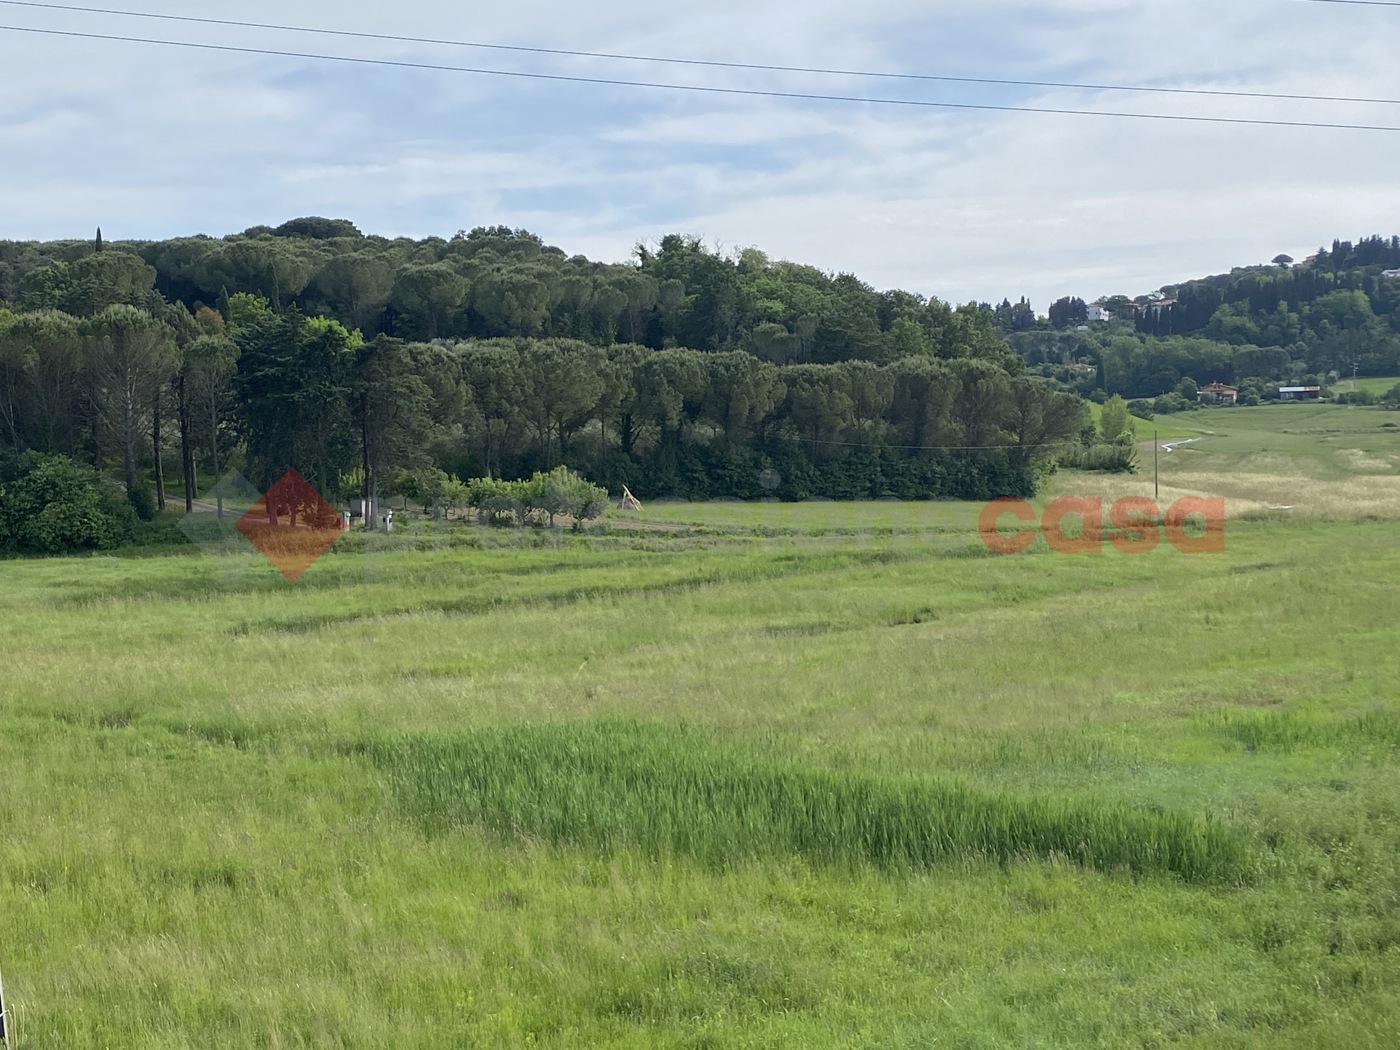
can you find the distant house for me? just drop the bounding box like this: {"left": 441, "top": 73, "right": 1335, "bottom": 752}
{"left": 1198, "top": 382, "right": 1238, "bottom": 405}
{"left": 1085, "top": 302, "right": 1113, "bottom": 322}
{"left": 1382, "top": 269, "right": 1400, "bottom": 279}
{"left": 1279, "top": 386, "right": 1322, "bottom": 401}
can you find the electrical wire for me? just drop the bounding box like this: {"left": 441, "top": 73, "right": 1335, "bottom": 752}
{"left": 1, "top": 0, "right": 1398, "bottom": 106}
{"left": 2, "top": 23, "right": 1399, "bottom": 133}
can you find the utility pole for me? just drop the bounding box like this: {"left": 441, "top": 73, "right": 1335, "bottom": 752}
{"left": 1, "top": 960, "right": 9, "bottom": 1047}
{"left": 1154, "top": 430, "right": 1160, "bottom": 501}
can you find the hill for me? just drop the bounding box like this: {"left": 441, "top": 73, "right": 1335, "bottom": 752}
{"left": 1006, "top": 236, "right": 1400, "bottom": 403}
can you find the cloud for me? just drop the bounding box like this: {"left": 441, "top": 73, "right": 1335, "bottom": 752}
{"left": 0, "top": 0, "right": 1396, "bottom": 308}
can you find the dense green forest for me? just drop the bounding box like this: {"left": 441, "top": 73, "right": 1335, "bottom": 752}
{"left": 0, "top": 222, "right": 1093, "bottom": 539}
{"left": 0, "top": 219, "right": 1013, "bottom": 360}
{"left": 7, "top": 219, "right": 1391, "bottom": 542}
{"left": 1010, "top": 236, "right": 1400, "bottom": 402}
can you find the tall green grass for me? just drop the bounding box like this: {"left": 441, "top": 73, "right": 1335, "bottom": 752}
{"left": 367, "top": 721, "right": 1248, "bottom": 883}
{"left": 1214, "top": 709, "right": 1400, "bottom": 754}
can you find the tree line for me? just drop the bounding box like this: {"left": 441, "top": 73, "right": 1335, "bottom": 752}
{"left": 1, "top": 228, "right": 1095, "bottom": 524}
{"left": 1, "top": 221, "right": 1007, "bottom": 365}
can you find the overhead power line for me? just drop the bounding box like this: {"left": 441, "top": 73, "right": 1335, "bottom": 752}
{"left": 2, "top": 23, "right": 1399, "bottom": 133}
{"left": 2, "top": 0, "right": 1399, "bottom": 107}
{"left": 1294, "top": 0, "right": 1400, "bottom": 7}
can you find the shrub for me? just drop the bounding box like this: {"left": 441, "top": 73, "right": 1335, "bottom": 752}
{"left": 0, "top": 453, "right": 138, "bottom": 554}
{"left": 1126, "top": 399, "right": 1155, "bottom": 420}
{"left": 1151, "top": 392, "right": 1197, "bottom": 415}
{"left": 129, "top": 512, "right": 191, "bottom": 549}
{"left": 127, "top": 482, "right": 156, "bottom": 521}
{"left": 1056, "top": 443, "right": 1138, "bottom": 473}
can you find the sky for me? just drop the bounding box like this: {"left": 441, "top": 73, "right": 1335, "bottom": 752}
{"left": 1, "top": 0, "right": 1398, "bottom": 309}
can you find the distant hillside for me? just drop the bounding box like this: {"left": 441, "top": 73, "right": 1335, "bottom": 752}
{"left": 1004, "top": 235, "right": 1400, "bottom": 401}
{"left": 1137, "top": 235, "right": 1400, "bottom": 344}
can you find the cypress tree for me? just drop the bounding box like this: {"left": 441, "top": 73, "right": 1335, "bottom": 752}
{"left": 95, "top": 226, "right": 104, "bottom": 252}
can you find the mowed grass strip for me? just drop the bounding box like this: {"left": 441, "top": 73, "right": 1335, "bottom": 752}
{"left": 367, "top": 720, "right": 1248, "bottom": 883}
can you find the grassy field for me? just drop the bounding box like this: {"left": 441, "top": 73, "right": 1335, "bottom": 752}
{"left": 3, "top": 405, "right": 1400, "bottom": 1047}
{"left": 623, "top": 400, "right": 1400, "bottom": 533}
{"left": 1056, "top": 400, "right": 1400, "bottom": 520}
{"left": 1335, "top": 375, "right": 1400, "bottom": 398}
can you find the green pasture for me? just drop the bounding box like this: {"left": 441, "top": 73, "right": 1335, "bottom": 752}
{"left": 1032, "top": 401, "right": 1399, "bottom": 519}
{"left": 2, "top": 497, "right": 1400, "bottom": 1047}
{"left": 1335, "top": 375, "right": 1400, "bottom": 397}
{"left": 1157, "top": 403, "right": 1400, "bottom": 480}
{"left": 616, "top": 496, "right": 976, "bottom": 536}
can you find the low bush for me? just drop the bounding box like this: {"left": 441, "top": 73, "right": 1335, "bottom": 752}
{"left": 0, "top": 452, "right": 138, "bottom": 554}
{"left": 127, "top": 481, "right": 157, "bottom": 520}
{"left": 1055, "top": 443, "right": 1138, "bottom": 473}
{"left": 1152, "top": 392, "right": 1200, "bottom": 415}
{"left": 1126, "top": 399, "right": 1155, "bottom": 420}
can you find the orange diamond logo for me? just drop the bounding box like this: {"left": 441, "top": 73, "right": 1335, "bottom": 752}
{"left": 236, "top": 469, "right": 347, "bottom": 582}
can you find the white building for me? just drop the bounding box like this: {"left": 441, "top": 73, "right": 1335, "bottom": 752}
{"left": 1085, "top": 302, "right": 1113, "bottom": 322}
{"left": 1382, "top": 269, "right": 1400, "bottom": 279}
